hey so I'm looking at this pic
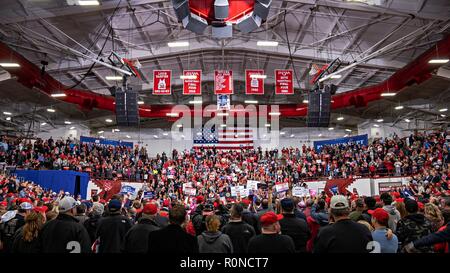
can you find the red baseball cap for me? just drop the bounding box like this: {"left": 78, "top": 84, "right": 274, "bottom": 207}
{"left": 418, "top": 202, "right": 424, "bottom": 210}
{"left": 241, "top": 199, "right": 251, "bottom": 206}
{"left": 163, "top": 199, "right": 170, "bottom": 207}
{"left": 33, "top": 206, "right": 48, "bottom": 213}
{"left": 368, "top": 208, "right": 389, "bottom": 223}
{"left": 395, "top": 198, "right": 404, "bottom": 203}
{"left": 260, "top": 211, "right": 283, "bottom": 226}
{"left": 196, "top": 196, "right": 204, "bottom": 204}
{"left": 142, "top": 203, "right": 158, "bottom": 215}
{"left": 0, "top": 201, "right": 7, "bottom": 207}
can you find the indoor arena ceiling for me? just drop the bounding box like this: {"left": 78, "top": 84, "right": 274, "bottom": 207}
{"left": 0, "top": 0, "right": 449, "bottom": 133}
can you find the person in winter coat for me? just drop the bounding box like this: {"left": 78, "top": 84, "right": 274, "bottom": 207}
{"left": 241, "top": 199, "right": 260, "bottom": 234}
{"left": 0, "top": 201, "right": 33, "bottom": 253}
{"left": 278, "top": 198, "right": 310, "bottom": 253}
{"left": 122, "top": 203, "right": 160, "bottom": 253}
{"left": 310, "top": 199, "right": 329, "bottom": 226}
{"left": 84, "top": 202, "right": 104, "bottom": 243}
{"left": 12, "top": 211, "right": 44, "bottom": 253}
{"left": 221, "top": 204, "right": 255, "bottom": 253}
{"left": 74, "top": 203, "right": 89, "bottom": 225}
{"left": 39, "top": 197, "right": 91, "bottom": 253}
{"left": 198, "top": 214, "right": 233, "bottom": 253}
{"left": 95, "top": 199, "right": 132, "bottom": 253}
{"left": 147, "top": 204, "right": 199, "bottom": 253}
{"left": 380, "top": 193, "right": 401, "bottom": 232}
{"left": 396, "top": 199, "right": 433, "bottom": 252}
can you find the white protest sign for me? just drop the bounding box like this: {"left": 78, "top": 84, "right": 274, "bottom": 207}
{"left": 246, "top": 180, "right": 259, "bottom": 191}
{"left": 275, "top": 182, "right": 289, "bottom": 192}
{"left": 293, "top": 186, "right": 309, "bottom": 197}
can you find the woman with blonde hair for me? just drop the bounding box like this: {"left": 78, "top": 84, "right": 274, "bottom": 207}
{"left": 424, "top": 203, "right": 444, "bottom": 232}
{"left": 395, "top": 201, "right": 407, "bottom": 219}
{"left": 12, "top": 211, "right": 45, "bottom": 253}
{"left": 197, "top": 214, "right": 233, "bottom": 253}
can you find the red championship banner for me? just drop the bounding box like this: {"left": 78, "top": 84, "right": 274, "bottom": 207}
{"left": 214, "top": 70, "right": 233, "bottom": 94}
{"left": 245, "top": 69, "right": 265, "bottom": 95}
{"left": 275, "top": 69, "right": 294, "bottom": 95}
{"left": 153, "top": 70, "right": 171, "bottom": 95}
{"left": 182, "top": 70, "right": 202, "bottom": 95}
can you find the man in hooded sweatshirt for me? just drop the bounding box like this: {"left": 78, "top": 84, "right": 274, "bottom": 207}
{"left": 380, "top": 193, "right": 401, "bottom": 232}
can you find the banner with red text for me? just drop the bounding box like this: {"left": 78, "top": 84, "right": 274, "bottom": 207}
{"left": 275, "top": 69, "right": 294, "bottom": 95}
{"left": 182, "top": 70, "right": 202, "bottom": 95}
{"left": 214, "top": 70, "right": 233, "bottom": 94}
{"left": 245, "top": 69, "right": 265, "bottom": 95}
{"left": 153, "top": 70, "right": 171, "bottom": 95}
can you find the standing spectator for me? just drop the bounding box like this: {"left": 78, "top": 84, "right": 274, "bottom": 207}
{"left": 314, "top": 195, "right": 373, "bottom": 253}
{"left": 380, "top": 193, "right": 401, "bottom": 232}
{"left": 148, "top": 204, "right": 198, "bottom": 253}
{"left": 198, "top": 215, "right": 233, "bottom": 253}
{"left": 11, "top": 211, "right": 45, "bottom": 253}
{"left": 349, "top": 198, "right": 366, "bottom": 222}
{"left": 123, "top": 203, "right": 160, "bottom": 253}
{"left": 310, "top": 199, "right": 329, "bottom": 226}
{"left": 362, "top": 196, "right": 377, "bottom": 223}
{"left": 369, "top": 208, "right": 399, "bottom": 253}
{"left": 0, "top": 202, "right": 33, "bottom": 253}
{"left": 278, "top": 198, "right": 310, "bottom": 253}
{"left": 241, "top": 199, "right": 260, "bottom": 234}
{"left": 424, "top": 203, "right": 444, "bottom": 232}
{"left": 84, "top": 202, "right": 104, "bottom": 243}
{"left": 74, "top": 203, "right": 89, "bottom": 225}
{"left": 221, "top": 204, "right": 255, "bottom": 253}
{"left": 247, "top": 211, "right": 295, "bottom": 253}
{"left": 96, "top": 199, "right": 132, "bottom": 253}
{"left": 396, "top": 199, "right": 433, "bottom": 252}
{"left": 39, "top": 197, "right": 91, "bottom": 253}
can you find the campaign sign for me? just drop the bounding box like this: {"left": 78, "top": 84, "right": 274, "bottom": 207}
{"left": 246, "top": 180, "right": 259, "bottom": 191}
{"left": 275, "top": 69, "right": 294, "bottom": 95}
{"left": 214, "top": 70, "right": 233, "bottom": 94}
{"left": 153, "top": 70, "right": 172, "bottom": 95}
{"left": 182, "top": 70, "right": 201, "bottom": 95}
{"left": 120, "top": 185, "right": 136, "bottom": 195}
{"left": 245, "top": 69, "right": 264, "bottom": 95}
{"left": 143, "top": 191, "right": 154, "bottom": 199}
{"left": 275, "top": 182, "right": 289, "bottom": 192}
{"left": 293, "top": 186, "right": 309, "bottom": 197}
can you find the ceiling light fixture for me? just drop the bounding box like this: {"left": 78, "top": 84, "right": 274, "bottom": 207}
{"left": 302, "top": 100, "right": 309, "bottom": 104}
{"left": 345, "top": 129, "right": 352, "bottom": 132}
{"left": 404, "top": 118, "right": 411, "bottom": 123}
{"left": 0, "top": 62, "right": 20, "bottom": 67}
{"left": 268, "top": 112, "right": 281, "bottom": 116}
{"left": 50, "top": 93, "right": 66, "bottom": 97}
{"left": 168, "top": 41, "right": 189, "bottom": 47}
{"left": 189, "top": 100, "right": 202, "bottom": 104}
{"left": 429, "top": 59, "right": 449, "bottom": 64}
{"left": 318, "top": 134, "right": 323, "bottom": 137}
{"left": 244, "top": 100, "right": 258, "bottom": 104}
{"left": 47, "top": 108, "right": 56, "bottom": 113}
{"left": 41, "top": 122, "right": 47, "bottom": 126}
{"left": 3, "top": 112, "right": 12, "bottom": 115}
{"left": 98, "top": 131, "right": 104, "bottom": 134}
{"left": 395, "top": 105, "right": 404, "bottom": 110}
{"left": 70, "top": 126, "right": 75, "bottom": 130}
{"left": 64, "top": 121, "right": 71, "bottom": 125}
{"left": 138, "top": 101, "right": 144, "bottom": 105}
{"left": 105, "top": 119, "right": 113, "bottom": 123}
{"left": 376, "top": 118, "right": 384, "bottom": 122}
{"left": 328, "top": 127, "right": 334, "bottom": 131}
{"left": 265, "top": 124, "right": 271, "bottom": 127}
{"left": 381, "top": 93, "right": 396, "bottom": 97}
{"left": 290, "top": 134, "right": 294, "bottom": 138}
{"left": 6, "top": 117, "right": 11, "bottom": 121}
{"left": 78, "top": 0, "right": 100, "bottom": 6}
{"left": 105, "top": 76, "right": 123, "bottom": 81}
{"left": 166, "top": 113, "right": 179, "bottom": 117}
{"left": 373, "top": 124, "right": 380, "bottom": 127}
{"left": 250, "top": 74, "right": 267, "bottom": 79}
{"left": 337, "top": 116, "right": 344, "bottom": 121}
{"left": 257, "top": 41, "right": 278, "bottom": 47}
{"left": 180, "top": 75, "right": 197, "bottom": 80}
{"left": 439, "top": 108, "right": 448, "bottom": 112}
{"left": 280, "top": 132, "right": 286, "bottom": 135}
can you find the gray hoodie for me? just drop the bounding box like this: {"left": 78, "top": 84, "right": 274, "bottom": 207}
{"left": 197, "top": 231, "right": 234, "bottom": 253}
{"left": 383, "top": 205, "right": 401, "bottom": 232}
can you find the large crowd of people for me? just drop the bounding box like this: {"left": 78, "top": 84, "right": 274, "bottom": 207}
{"left": 0, "top": 130, "right": 449, "bottom": 253}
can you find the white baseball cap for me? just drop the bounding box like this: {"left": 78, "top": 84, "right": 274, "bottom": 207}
{"left": 58, "top": 197, "right": 77, "bottom": 212}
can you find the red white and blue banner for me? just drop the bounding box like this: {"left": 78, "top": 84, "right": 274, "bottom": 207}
{"left": 193, "top": 125, "right": 254, "bottom": 150}
{"left": 313, "top": 134, "right": 368, "bottom": 151}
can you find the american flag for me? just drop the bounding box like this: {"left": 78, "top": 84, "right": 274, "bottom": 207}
{"left": 193, "top": 125, "right": 254, "bottom": 150}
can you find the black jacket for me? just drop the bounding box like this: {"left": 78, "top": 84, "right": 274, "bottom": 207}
{"left": 414, "top": 222, "right": 450, "bottom": 249}
{"left": 221, "top": 221, "right": 256, "bottom": 253}
{"left": 148, "top": 224, "right": 199, "bottom": 253}
{"left": 84, "top": 215, "right": 101, "bottom": 244}
{"left": 314, "top": 219, "right": 373, "bottom": 253}
{"left": 39, "top": 213, "right": 91, "bottom": 253}
{"left": 96, "top": 213, "right": 133, "bottom": 253}
{"left": 248, "top": 233, "right": 296, "bottom": 253}
{"left": 123, "top": 217, "right": 160, "bottom": 253}
{"left": 242, "top": 210, "right": 260, "bottom": 235}
{"left": 11, "top": 226, "right": 40, "bottom": 253}
{"left": 279, "top": 213, "right": 311, "bottom": 252}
